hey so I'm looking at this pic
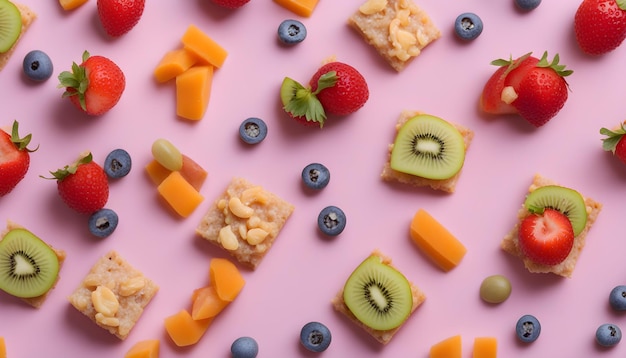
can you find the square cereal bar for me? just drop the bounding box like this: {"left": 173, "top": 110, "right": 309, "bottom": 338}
{"left": 196, "top": 177, "right": 294, "bottom": 270}
{"left": 348, "top": 0, "right": 440, "bottom": 72}
{"left": 331, "top": 250, "right": 425, "bottom": 344}
{"left": 68, "top": 251, "right": 159, "bottom": 340}
{"left": 1, "top": 220, "right": 66, "bottom": 308}
{"left": 501, "top": 174, "right": 603, "bottom": 278}
{"left": 381, "top": 110, "right": 474, "bottom": 193}
{"left": 0, "top": 3, "right": 36, "bottom": 71}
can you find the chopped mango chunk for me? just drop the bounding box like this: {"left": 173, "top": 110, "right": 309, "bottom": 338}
{"left": 164, "top": 310, "right": 213, "bottom": 347}
{"left": 176, "top": 65, "right": 213, "bottom": 120}
{"left": 473, "top": 337, "right": 497, "bottom": 358}
{"left": 154, "top": 48, "right": 198, "bottom": 83}
{"left": 59, "top": 0, "right": 88, "bottom": 10}
{"left": 409, "top": 209, "right": 467, "bottom": 271}
{"left": 157, "top": 171, "right": 204, "bottom": 217}
{"left": 124, "top": 339, "right": 160, "bottom": 358}
{"left": 191, "top": 285, "right": 229, "bottom": 320}
{"left": 209, "top": 258, "right": 245, "bottom": 302}
{"left": 273, "top": 0, "right": 319, "bottom": 17}
{"left": 145, "top": 159, "right": 171, "bottom": 186}
{"left": 181, "top": 25, "right": 228, "bottom": 68}
{"left": 0, "top": 337, "right": 5, "bottom": 358}
{"left": 430, "top": 335, "right": 462, "bottom": 358}
{"left": 181, "top": 154, "right": 207, "bottom": 191}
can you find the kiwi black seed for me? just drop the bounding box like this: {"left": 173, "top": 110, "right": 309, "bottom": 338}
{"left": 0, "top": 228, "right": 60, "bottom": 298}
{"left": 524, "top": 185, "right": 587, "bottom": 236}
{"left": 343, "top": 255, "right": 413, "bottom": 331}
{"left": 0, "top": 0, "right": 23, "bottom": 53}
{"left": 390, "top": 114, "right": 466, "bottom": 180}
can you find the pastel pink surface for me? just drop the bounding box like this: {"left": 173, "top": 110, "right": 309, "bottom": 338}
{"left": 1, "top": 0, "right": 626, "bottom": 357}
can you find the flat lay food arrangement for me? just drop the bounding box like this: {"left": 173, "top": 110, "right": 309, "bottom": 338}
{"left": 2, "top": 0, "right": 626, "bottom": 356}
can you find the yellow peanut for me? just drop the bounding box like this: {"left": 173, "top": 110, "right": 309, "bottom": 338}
{"left": 219, "top": 225, "right": 239, "bottom": 250}
{"left": 228, "top": 197, "right": 254, "bottom": 218}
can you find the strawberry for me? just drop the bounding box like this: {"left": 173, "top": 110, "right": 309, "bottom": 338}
{"left": 280, "top": 61, "right": 369, "bottom": 128}
{"left": 479, "top": 52, "right": 573, "bottom": 127}
{"left": 574, "top": 0, "right": 626, "bottom": 55}
{"left": 518, "top": 208, "right": 575, "bottom": 266}
{"left": 600, "top": 123, "right": 626, "bottom": 164}
{"left": 0, "top": 121, "right": 38, "bottom": 197}
{"left": 211, "top": 0, "right": 250, "bottom": 9}
{"left": 45, "top": 153, "right": 109, "bottom": 214}
{"left": 58, "top": 51, "right": 126, "bottom": 116}
{"left": 97, "top": 0, "right": 145, "bottom": 37}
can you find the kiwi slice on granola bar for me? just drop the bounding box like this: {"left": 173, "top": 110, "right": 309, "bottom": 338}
{"left": 524, "top": 185, "right": 587, "bottom": 236}
{"left": 0, "top": 0, "right": 22, "bottom": 53}
{"left": 0, "top": 228, "right": 60, "bottom": 298}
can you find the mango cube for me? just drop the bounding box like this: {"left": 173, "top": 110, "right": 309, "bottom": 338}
{"left": 409, "top": 209, "right": 467, "bottom": 271}
{"left": 154, "top": 49, "right": 198, "bottom": 83}
{"left": 0, "top": 337, "right": 6, "bottom": 358}
{"left": 124, "top": 339, "right": 160, "bottom": 358}
{"left": 59, "top": 0, "right": 88, "bottom": 10}
{"left": 430, "top": 335, "right": 462, "bottom": 358}
{"left": 273, "top": 0, "right": 319, "bottom": 17}
{"left": 157, "top": 171, "right": 204, "bottom": 217}
{"left": 473, "top": 337, "right": 497, "bottom": 358}
{"left": 164, "top": 309, "right": 213, "bottom": 347}
{"left": 181, "top": 25, "right": 228, "bottom": 68}
{"left": 176, "top": 66, "right": 213, "bottom": 120}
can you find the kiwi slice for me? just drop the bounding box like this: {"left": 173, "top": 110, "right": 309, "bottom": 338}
{"left": 0, "top": 228, "right": 60, "bottom": 298}
{"left": 524, "top": 185, "right": 587, "bottom": 236}
{"left": 343, "top": 255, "right": 412, "bottom": 331}
{"left": 0, "top": 0, "right": 22, "bottom": 53}
{"left": 389, "top": 114, "right": 466, "bottom": 180}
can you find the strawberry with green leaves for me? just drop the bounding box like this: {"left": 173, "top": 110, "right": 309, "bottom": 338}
{"left": 280, "top": 61, "right": 369, "bottom": 128}
{"left": 0, "top": 121, "right": 38, "bottom": 197}
{"left": 45, "top": 152, "right": 109, "bottom": 214}
{"left": 575, "top": 0, "right": 626, "bottom": 55}
{"left": 479, "top": 51, "right": 573, "bottom": 127}
{"left": 600, "top": 123, "right": 626, "bottom": 164}
{"left": 518, "top": 208, "right": 575, "bottom": 266}
{"left": 58, "top": 51, "right": 126, "bottom": 116}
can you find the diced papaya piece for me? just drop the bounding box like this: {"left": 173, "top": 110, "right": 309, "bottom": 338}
{"left": 181, "top": 25, "right": 228, "bottom": 68}
{"left": 181, "top": 154, "right": 207, "bottom": 191}
{"left": 176, "top": 65, "right": 213, "bottom": 120}
{"left": 209, "top": 258, "right": 245, "bottom": 302}
{"left": 0, "top": 337, "right": 6, "bottom": 358}
{"left": 473, "top": 337, "right": 497, "bottom": 358}
{"left": 191, "top": 285, "right": 230, "bottom": 320}
{"left": 145, "top": 159, "right": 171, "bottom": 186}
{"left": 430, "top": 335, "right": 462, "bottom": 358}
{"left": 124, "top": 339, "right": 160, "bottom": 358}
{"left": 59, "top": 0, "right": 88, "bottom": 10}
{"left": 164, "top": 309, "right": 213, "bottom": 347}
{"left": 154, "top": 49, "right": 198, "bottom": 83}
{"left": 409, "top": 209, "right": 467, "bottom": 271}
{"left": 157, "top": 171, "right": 204, "bottom": 217}
{"left": 273, "top": 0, "right": 319, "bottom": 17}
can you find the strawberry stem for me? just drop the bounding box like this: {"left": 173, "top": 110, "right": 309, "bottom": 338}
{"left": 58, "top": 51, "right": 92, "bottom": 111}
{"left": 42, "top": 152, "right": 93, "bottom": 180}
{"left": 600, "top": 123, "right": 626, "bottom": 153}
{"left": 536, "top": 51, "right": 573, "bottom": 77}
{"left": 9, "top": 120, "right": 38, "bottom": 152}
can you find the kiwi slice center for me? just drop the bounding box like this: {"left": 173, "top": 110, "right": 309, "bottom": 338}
{"left": 343, "top": 255, "right": 412, "bottom": 331}
{"left": 0, "top": 228, "right": 60, "bottom": 298}
{"left": 523, "top": 185, "right": 587, "bottom": 236}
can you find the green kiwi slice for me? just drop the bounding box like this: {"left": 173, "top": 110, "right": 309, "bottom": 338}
{"left": 524, "top": 185, "right": 587, "bottom": 236}
{"left": 343, "top": 255, "right": 413, "bottom": 331}
{"left": 389, "top": 114, "right": 466, "bottom": 180}
{"left": 0, "top": 0, "right": 22, "bottom": 53}
{"left": 0, "top": 228, "right": 60, "bottom": 298}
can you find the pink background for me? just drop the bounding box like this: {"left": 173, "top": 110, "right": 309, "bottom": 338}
{"left": 2, "top": 0, "right": 626, "bottom": 357}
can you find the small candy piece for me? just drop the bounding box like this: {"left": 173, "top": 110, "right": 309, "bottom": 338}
{"left": 301, "top": 163, "right": 330, "bottom": 190}
{"left": 609, "top": 285, "right": 626, "bottom": 311}
{"left": 191, "top": 285, "right": 229, "bottom": 320}
{"left": 409, "top": 209, "right": 467, "bottom": 271}
{"left": 23, "top": 50, "right": 53, "bottom": 82}
{"left": 209, "top": 258, "right": 245, "bottom": 301}
{"left": 124, "top": 339, "right": 160, "bottom": 358}
{"left": 59, "top": 0, "right": 89, "bottom": 10}
{"left": 164, "top": 309, "right": 213, "bottom": 347}
{"left": 473, "top": 337, "right": 497, "bottom": 358}
{"left": 181, "top": 24, "right": 228, "bottom": 68}
{"left": 596, "top": 323, "right": 622, "bottom": 347}
{"left": 454, "top": 12, "right": 483, "bottom": 41}
{"left": 479, "top": 274, "right": 512, "bottom": 304}
{"left": 515, "top": 0, "right": 541, "bottom": 11}
{"left": 153, "top": 48, "right": 197, "bottom": 83}
{"left": 239, "top": 117, "right": 267, "bottom": 144}
{"left": 88, "top": 208, "right": 119, "bottom": 238}
{"left": 0, "top": 337, "right": 6, "bottom": 358}
{"left": 300, "top": 321, "right": 331, "bottom": 352}
{"left": 157, "top": 171, "right": 204, "bottom": 217}
{"left": 430, "top": 335, "right": 462, "bottom": 358}
{"left": 516, "top": 314, "right": 541, "bottom": 343}
{"left": 231, "top": 336, "right": 259, "bottom": 358}
{"left": 278, "top": 19, "right": 307, "bottom": 45}
{"left": 151, "top": 138, "right": 183, "bottom": 171}
{"left": 176, "top": 66, "right": 214, "bottom": 120}
{"left": 317, "top": 206, "right": 346, "bottom": 236}
{"left": 104, "top": 149, "right": 132, "bottom": 179}
{"left": 273, "top": 0, "right": 319, "bottom": 17}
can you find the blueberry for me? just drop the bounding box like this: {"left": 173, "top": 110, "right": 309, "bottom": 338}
{"left": 609, "top": 285, "right": 626, "bottom": 311}
{"left": 300, "top": 321, "right": 331, "bottom": 352}
{"left": 230, "top": 336, "right": 259, "bottom": 358}
{"left": 515, "top": 0, "right": 541, "bottom": 11}
{"left": 22, "top": 50, "right": 53, "bottom": 82}
{"left": 454, "top": 12, "right": 483, "bottom": 41}
{"left": 596, "top": 323, "right": 622, "bottom": 347}
{"left": 278, "top": 19, "right": 307, "bottom": 45}
{"left": 301, "top": 163, "right": 330, "bottom": 190}
{"left": 317, "top": 206, "right": 346, "bottom": 236}
{"left": 515, "top": 314, "right": 541, "bottom": 343}
{"left": 104, "top": 149, "right": 132, "bottom": 179}
{"left": 88, "top": 208, "right": 119, "bottom": 238}
{"left": 239, "top": 117, "right": 267, "bottom": 144}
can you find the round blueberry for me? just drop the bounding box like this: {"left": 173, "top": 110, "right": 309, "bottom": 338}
{"left": 515, "top": 314, "right": 541, "bottom": 343}
{"left": 454, "top": 12, "right": 483, "bottom": 41}
{"left": 317, "top": 206, "right": 346, "bottom": 236}
{"left": 104, "top": 149, "right": 132, "bottom": 179}
{"left": 23, "top": 50, "right": 53, "bottom": 82}
{"left": 596, "top": 323, "right": 622, "bottom": 347}
{"left": 300, "top": 321, "right": 331, "bottom": 352}
{"left": 239, "top": 117, "right": 267, "bottom": 144}
{"left": 515, "top": 0, "right": 541, "bottom": 11}
{"left": 609, "top": 285, "right": 626, "bottom": 311}
{"left": 301, "top": 163, "right": 330, "bottom": 190}
{"left": 88, "top": 208, "right": 119, "bottom": 238}
{"left": 278, "top": 19, "right": 307, "bottom": 45}
{"left": 231, "top": 336, "right": 258, "bottom": 358}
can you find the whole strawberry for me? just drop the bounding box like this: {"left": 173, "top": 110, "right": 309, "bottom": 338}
{"left": 479, "top": 52, "right": 573, "bottom": 127}
{"left": 97, "top": 0, "right": 145, "bottom": 37}
{"left": 575, "top": 0, "right": 626, "bottom": 55}
{"left": 46, "top": 153, "right": 109, "bottom": 214}
{"left": 600, "top": 123, "right": 626, "bottom": 164}
{"left": 0, "top": 121, "right": 38, "bottom": 197}
{"left": 211, "top": 0, "right": 250, "bottom": 9}
{"left": 518, "top": 209, "right": 575, "bottom": 266}
{"left": 58, "top": 51, "right": 126, "bottom": 116}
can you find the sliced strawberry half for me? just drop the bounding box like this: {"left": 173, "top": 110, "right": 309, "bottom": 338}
{"left": 479, "top": 53, "right": 534, "bottom": 115}
{"left": 518, "top": 208, "right": 575, "bottom": 266}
